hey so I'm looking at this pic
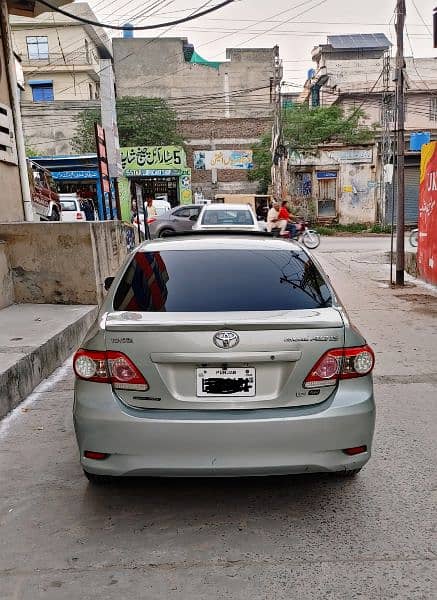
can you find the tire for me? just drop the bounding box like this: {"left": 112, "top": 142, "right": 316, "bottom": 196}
{"left": 48, "top": 209, "right": 60, "bottom": 221}
{"left": 83, "top": 469, "right": 114, "bottom": 485}
{"left": 409, "top": 229, "right": 418, "bottom": 247}
{"left": 159, "top": 228, "right": 175, "bottom": 238}
{"left": 302, "top": 230, "right": 320, "bottom": 249}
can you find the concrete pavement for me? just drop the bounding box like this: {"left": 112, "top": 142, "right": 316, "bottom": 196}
{"left": 0, "top": 237, "right": 436, "bottom": 599}
{"left": 0, "top": 304, "right": 97, "bottom": 419}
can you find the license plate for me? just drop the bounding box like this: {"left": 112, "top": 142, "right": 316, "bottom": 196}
{"left": 196, "top": 367, "right": 255, "bottom": 397}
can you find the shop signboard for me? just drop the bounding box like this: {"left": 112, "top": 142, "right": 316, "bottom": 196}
{"left": 193, "top": 150, "right": 253, "bottom": 170}
{"left": 121, "top": 146, "right": 187, "bottom": 172}
{"left": 51, "top": 170, "right": 98, "bottom": 180}
{"left": 316, "top": 171, "right": 337, "bottom": 179}
{"left": 179, "top": 168, "right": 192, "bottom": 205}
{"left": 418, "top": 141, "right": 437, "bottom": 285}
{"left": 326, "top": 149, "right": 373, "bottom": 163}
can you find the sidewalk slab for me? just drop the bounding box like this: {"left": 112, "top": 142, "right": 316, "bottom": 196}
{"left": 0, "top": 304, "right": 98, "bottom": 419}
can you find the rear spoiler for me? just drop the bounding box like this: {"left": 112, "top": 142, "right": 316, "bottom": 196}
{"left": 161, "top": 230, "right": 275, "bottom": 238}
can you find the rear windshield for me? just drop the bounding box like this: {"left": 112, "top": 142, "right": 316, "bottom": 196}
{"left": 201, "top": 209, "right": 254, "bottom": 226}
{"left": 60, "top": 201, "right": 78, "bottom": 211}
{"left": 113, "top": 250, "right": 332, "bottom": 312}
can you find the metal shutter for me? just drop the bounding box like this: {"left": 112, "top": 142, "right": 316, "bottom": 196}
{"left": 385, "top": 165, "right": 419, "bottom": 225}
{"left": 404, "top": 167, "right": 419, "bottom": 224}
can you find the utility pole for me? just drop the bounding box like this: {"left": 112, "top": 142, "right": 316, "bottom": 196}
{"left": 100, "top": 59, "right": 122, "bottom": 219}
{"left": 271, "top": 46, "right": 283, "bottom": 199}
{"left": 395, "top": 0, "right": 406, "bottom": 286}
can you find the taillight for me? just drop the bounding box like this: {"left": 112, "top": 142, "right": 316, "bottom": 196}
{"left": 76, "top": 212, "right": 83, "bottom": 220}
{"left": 147, "top": 217, "right": 156, "bottom": 224}
{"left": 304, "top": 345, "right": 374, "bottom": 388}
{"left": 73, "top": 349, "right": 109, "bottom": 383}
{"left": 73, "top": 349, "right": 149, "bottom": 391}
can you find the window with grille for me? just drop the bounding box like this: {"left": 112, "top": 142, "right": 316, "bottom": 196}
{"left": 26, "top": 36, "right": 49, "bottom": 60}
{"left": 429, "top": 97, "right": 437, "bottom": 121}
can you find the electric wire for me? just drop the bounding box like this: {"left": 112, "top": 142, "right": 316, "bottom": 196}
{"left": 34, "top": 0, "right": 236, "bottom": 30}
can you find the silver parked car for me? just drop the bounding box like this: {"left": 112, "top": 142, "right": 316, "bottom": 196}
{"left": 148, "top": 204, "right": 202, "bottom": 238}
{"left": 73, "top": 233, "right": 375, "bottom": 483}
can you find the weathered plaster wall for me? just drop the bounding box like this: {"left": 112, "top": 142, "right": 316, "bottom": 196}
{"left": 0, "top": 241, "right": 14, "bottom": 308}
{"left": 289, "top": 145, "right": 378, "bottom": 224}
{"left": 0, "top": 27, "right": 24, "bottom": 222}
{"left": 338, "top": 163, "right": 377, "bottom": 224}
{"left": 0, "top": 221, "right": 134, "bottom": 305}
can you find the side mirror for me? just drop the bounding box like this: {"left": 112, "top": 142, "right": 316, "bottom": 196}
{"left": 104, "top": 276, "right": 114, "bottom": 291}
{"left": 189, "top": 214, "right": 198, "bottom": 221}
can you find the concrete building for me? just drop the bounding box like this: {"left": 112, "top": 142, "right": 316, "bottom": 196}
{"left": 10, "top": 2, "right": 111, "bottom": 155}
{"left": 113, "top": 37, "right": 278, "bottom": 199}
{"left": 0, "top": 0, "right": 71, "bottom": 224}
{"left": 300, "top": 34, "right": 437, "bottom": 224}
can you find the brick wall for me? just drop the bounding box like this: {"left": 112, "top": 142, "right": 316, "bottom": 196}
{"left": 178, "top": 117, "right": 272, "bottom": 198}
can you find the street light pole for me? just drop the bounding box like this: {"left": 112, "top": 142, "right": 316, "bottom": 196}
{"left": 395, "top": 0, "right": 406, "bottom": 286}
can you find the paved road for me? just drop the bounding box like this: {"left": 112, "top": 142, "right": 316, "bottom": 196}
{"left": 1, "top": 237, "right": 436, "bottom": 600}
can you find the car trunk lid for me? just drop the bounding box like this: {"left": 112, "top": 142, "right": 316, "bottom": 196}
{"left": 104, "top": 308, "right": 344, "bottom": 410}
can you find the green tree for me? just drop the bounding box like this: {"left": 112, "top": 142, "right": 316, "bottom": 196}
{"left": 26, "top": 144, "right": 43, "bottom": 157}
{"left": 249, "top": 104, "right": 375, "bottom": 190}
{"left": 248, "top": 132, "right": 272, "bottom": 194}
{"left": 72, "top": 97, "right": 183, "bottom": 153}
{"left": 283, "top": 103, "right": 375, "bottom": 150}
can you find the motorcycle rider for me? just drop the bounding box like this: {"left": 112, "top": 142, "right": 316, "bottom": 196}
{"left": 277, "top": 200, "right": 297, "bottom": 238}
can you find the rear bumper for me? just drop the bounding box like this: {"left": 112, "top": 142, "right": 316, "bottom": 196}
{"left": 73, "top": 381, "right": 375, "bottom": 477}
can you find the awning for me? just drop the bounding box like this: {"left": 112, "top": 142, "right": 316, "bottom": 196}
{"left": 28, "top": 79, "right": 53, "bottom": 85}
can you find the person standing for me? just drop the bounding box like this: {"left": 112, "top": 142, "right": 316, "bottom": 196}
{"left": 146, "top": 195, "right": 157, "bottom": 217}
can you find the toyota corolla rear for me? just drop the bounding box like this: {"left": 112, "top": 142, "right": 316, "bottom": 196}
{"left": 73, "top": 236, "right": 375, "bottom": 478}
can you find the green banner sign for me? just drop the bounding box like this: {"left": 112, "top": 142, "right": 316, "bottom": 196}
{"left": 121, "top": 146, "right": 187, "bottom": 173}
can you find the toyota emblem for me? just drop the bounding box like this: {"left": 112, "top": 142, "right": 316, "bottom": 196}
{"left": 213, "top": 330, "right": 240, "bottom": 349}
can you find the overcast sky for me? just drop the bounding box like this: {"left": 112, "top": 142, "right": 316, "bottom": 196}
{"left": 89, "top": 0, "right": 436, "bottom": 86}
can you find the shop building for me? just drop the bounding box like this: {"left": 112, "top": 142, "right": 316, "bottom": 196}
{"left": 118, "top": 146, "right": 192, "bottom": 221}
{"left": 288, "top": 144, "right": 378, "bottom": 225}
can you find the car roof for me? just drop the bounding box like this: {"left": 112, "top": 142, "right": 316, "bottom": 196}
{"left": 200, "top": 203, "right": 253, "bottom": 211}
{"left": 137, "top": 234, "right": 302, "bottom": 253}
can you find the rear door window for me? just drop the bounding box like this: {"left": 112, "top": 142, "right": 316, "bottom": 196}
{"left": 60, "top": 201, "right": 78, "bottom": 211}
{"left": 113, "top": 249, "right": 332, "bottom": 312}
{"left": 201, "top": 209, "right": 254, "bottom": 226}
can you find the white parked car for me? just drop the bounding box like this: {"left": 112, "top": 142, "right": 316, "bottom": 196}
{"left": 193, "top": 203, "right": 260, "bottom": 231}
{"left": 59, "top": 194, "right": 86, "bottom": 222}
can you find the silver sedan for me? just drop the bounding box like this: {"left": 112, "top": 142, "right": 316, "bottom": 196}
{"left": 73, "top": 233, "right": 375, "bottom": 483}
{"left": 148, "top": 204, "right": 202, "bottom": 238}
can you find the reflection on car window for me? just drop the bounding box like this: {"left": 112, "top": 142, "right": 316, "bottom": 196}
{"left": 175, "top": 208, "right": 190, "bottom": 218}
{"left": 201, "top": 209, "right": 254, "bottom": 226}
{"left": 113, "top": 250, "right": 332, "bottom": 312}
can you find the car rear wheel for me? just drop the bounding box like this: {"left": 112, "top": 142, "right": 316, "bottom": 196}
{"left": 48, "top": 209, "right": 60, "bottom": 221}
{"left": 83, "top": 469, "right": 115, "bottom": 485}
{"left": 159, "top": 228, "right": 175, "bottom": 238}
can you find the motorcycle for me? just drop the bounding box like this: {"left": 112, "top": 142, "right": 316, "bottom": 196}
{"left": 409, "top": 228, "right": 418, "bottom": 248}
{"left": 272, "top": 218, "right": 321, "bottom": 249}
